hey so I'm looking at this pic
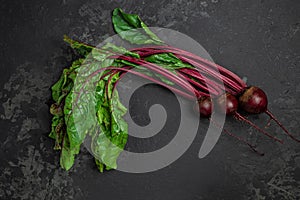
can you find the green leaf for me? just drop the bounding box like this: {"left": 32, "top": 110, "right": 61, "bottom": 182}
{"left": 51, "top": 74, "right": 64, "bottom": 102}
{"left": 112, "top": 8, "right": 163, "bottom": 45}
{"left": 144, "top": 53, "right": 193, "bottom": 70}
{"left": 61, "top": 65, "right": 99, "bottom": 168}
{"left": 60, "top": 132, "right": 77, "bottom": 170}
{"left": 61, "top": 50, "right": 124, "bottom": 170}
{"left": 49, "top": 115, "right": 61, "bottom": 139}
{"left": 52, "top": 30, "right": 170, "bottom": 171}
{"left": 91, "top": 73, "right": 128, "bottom": 170}
{"left": 51, "top": 59, "right": 83, "bottom": 104}
{"left": 49, "top": 58, "right": 85, "bottom": 159}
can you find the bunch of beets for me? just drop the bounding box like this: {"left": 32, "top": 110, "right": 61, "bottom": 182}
{"left": 49, "top": 8, "right": 299, "bottom": 172}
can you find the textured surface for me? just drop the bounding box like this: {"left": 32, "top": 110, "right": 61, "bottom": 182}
{"left": 1, "top": 0, "right": 300, "bottom": 199}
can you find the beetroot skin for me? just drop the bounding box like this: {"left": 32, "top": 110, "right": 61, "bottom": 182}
{"left": 239, "top": 86, "right": 268, "bottom": 114}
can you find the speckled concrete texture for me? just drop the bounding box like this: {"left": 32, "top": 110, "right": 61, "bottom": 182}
{"left": 0, "top": 0, "right": 299, "bottom": 199}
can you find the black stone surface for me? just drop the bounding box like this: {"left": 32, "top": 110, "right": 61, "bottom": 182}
{"left": 1, "top": 0, "right": 299, "bottom": 199}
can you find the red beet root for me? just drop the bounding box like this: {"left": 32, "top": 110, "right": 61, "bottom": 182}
{"left": 194, "top": 97, "right": 212, "bottom": 118}
{"left": 194, "top": 94, "right": 264, "bottom": 155}
{"left": 217, "top": 93, "right": 283, "bottom": 143}
{"left": 217, "top": 93, "right": 238, "bottom": 115}
{"left": 239, "top": 86, "right": 300, "bottom": 143}
{"left": 239, "top": 86, "right": 268, "bottom": 114}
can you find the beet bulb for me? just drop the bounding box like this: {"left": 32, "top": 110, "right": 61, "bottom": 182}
{"left": 217, "top": 93, "right": 238, "bottom": 115}
{"left": 239, "top": 86, "right": 300, "bottom": 142}
{"left": 194, "top": 97, "right": 212, "bottom": 118}
{"left": 239, "top": 86, "right": 268, "bottom": 114}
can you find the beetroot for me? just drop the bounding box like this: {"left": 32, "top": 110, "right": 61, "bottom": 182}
{"left": 239, "top": 86, "right": 300, "bottom": 142}
{"left": 217, "top": 93, "right": 238, "bottom": 115}
{"left": 194, "top": 97, "right": 212, "bottom": 118}
{"left": 239, "top": 86, "right": 268, "bottom": 114}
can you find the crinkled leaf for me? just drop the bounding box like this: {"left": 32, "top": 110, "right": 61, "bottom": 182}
{"left": 51, "top": 74, "right": 64, "bottom": 102}
{"left": 50, "top": 59, "right": 85, "bottom": 155}
{"left": 60, "top": 132, "right": 76, "bottom": 170}
{"left": 51, "top": 59, "right": 83, "bottom": 104}
{"left": 61, "top": 59, "right": 105, "bottom": 169}
{"left": 112, "top": 8, "right": 163, "bottom": 45}
{"left": 91, "top": 73, "right": 128, "bottom": 170}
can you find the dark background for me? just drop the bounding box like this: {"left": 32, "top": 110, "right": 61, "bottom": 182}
{"left": 1, "top": 0, "right": 299, "bottom": 199}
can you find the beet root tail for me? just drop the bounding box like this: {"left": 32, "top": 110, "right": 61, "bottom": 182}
{"left": 210, "top": 119, "right": 264, "bottom": 156}
{"left": 265, "top": 110, "right": 300, "bottom": 143}
{"left": 233, "top": 112, "right": 284, "bottom": 144}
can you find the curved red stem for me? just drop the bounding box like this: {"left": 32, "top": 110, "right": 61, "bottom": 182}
{"left": 265, "top": 110, "right": 300, "bottom": 142}
{"left": 233, "top": 112, "right": 283, "bottom": 144}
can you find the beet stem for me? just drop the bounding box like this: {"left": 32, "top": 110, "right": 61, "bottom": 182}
{"left": 234, "top": 112, "right": 284, "bottom": 144}
{"left": 265, "top": 110, "right": 300, "bottom": 142}
{"left": 131, "top": 46, "right": 246, "bottom": 92}
{"left": 177, "top": 72, "right": 214, "bottom": 96}
{"left": 176, "top": 55, "right": 243, "bottom": 92}
{"left": 112, "top": 55, "right": 199, "bottom": 97}
{"left": 108, "top": 66, "right": 196, "bottom": 100}
{"left": 178, "top": 68, "right": 226, "bottom": 95}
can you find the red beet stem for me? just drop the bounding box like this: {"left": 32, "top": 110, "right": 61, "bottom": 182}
{"left": 171, "top": 47, "right": 246, "bottom": 87}
{"left": 177, "top": 72, "right": 218, "bottom": 96}
{"left": 111, "top": 55, "right": 200, "bottom": 97}
{"left": 105, "top": 69, "right": 121, "bottom": 99}
{"left": 178, "top": 68, "right": 228, "bottom": 95}
{"left": 234, "top": 112, "right": 283, "bottom": 144}
{"left": 178, "top": 55, "right": 242, "bottom": 93}
{"left": 106, "top": 66, "right": 196, "bottom": 100}
{"left": 132, "top": 46, "right": 247, "bottom": 89}
{"left": 265, "top": 110, "right": 300, "bottom": 142}
{"left": 92, "top": 65, "right": 195, "bottom": 100}
{"left": 132, "top": 47, "right": 243, "bottom": 93}
{"left": 72, "top": 66, "right": 117, "bottom": 108}
{"left": 131, "top": 46, "right": 246, "bottom": 93}
{"left": 112, "top": 66, "right": 131, "bottom": 92}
